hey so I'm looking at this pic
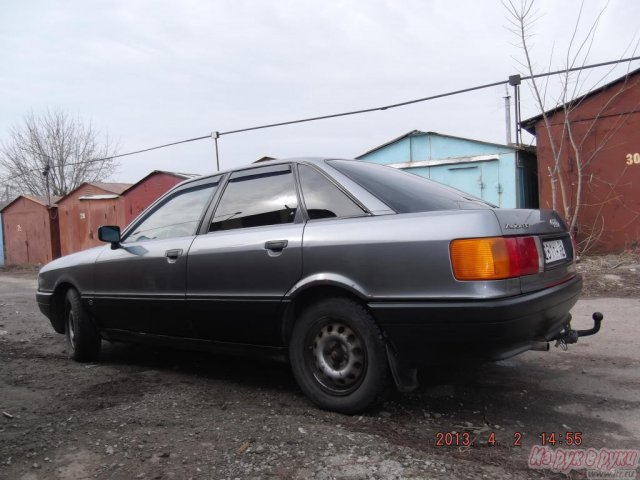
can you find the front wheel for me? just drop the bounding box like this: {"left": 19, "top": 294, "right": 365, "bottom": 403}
{"left": 289, "top": 297, "right": 389, "bottom": 414}
{"left": 65, "top": 288, "right": 101, "bottom": 362}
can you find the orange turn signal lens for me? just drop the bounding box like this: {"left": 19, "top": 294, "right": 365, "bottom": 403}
{"left": 450, "top": 236, "right": 541, "bottom": 281}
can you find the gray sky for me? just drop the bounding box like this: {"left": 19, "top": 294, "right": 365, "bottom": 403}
{"left": 1, "top": 0, "right": 639, "bottom": 183}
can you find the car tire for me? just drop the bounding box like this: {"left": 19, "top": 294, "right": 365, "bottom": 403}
{"left": 289, "top": 297, "right": 389, "bottom": 414}
{"left": 65, "top": 288, "right": 101, "bottom": 362}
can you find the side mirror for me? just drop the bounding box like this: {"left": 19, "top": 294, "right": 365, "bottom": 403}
{"left": 98, "top": 225, "right": 121, "bottom": 249}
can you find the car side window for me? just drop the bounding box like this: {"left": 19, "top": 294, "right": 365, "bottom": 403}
{"left": 124, "top": 183, "right": 217, "bottom": 243}
{"left": 210, "top": 166, "right": 298, "bottom": 232}
{"left": 298, "top": 164, "right": 366, "bottom": 220}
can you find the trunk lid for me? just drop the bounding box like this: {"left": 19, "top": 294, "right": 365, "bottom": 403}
{"left": 493, "top": 209, "right": 567, "bottom": 236}
{"left": 492, "top": 209, "right": 577, "bottom": 294}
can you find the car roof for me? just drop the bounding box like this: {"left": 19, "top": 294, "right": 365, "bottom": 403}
{"left": 177, "top": 157, "right": 346, "bottom": 188}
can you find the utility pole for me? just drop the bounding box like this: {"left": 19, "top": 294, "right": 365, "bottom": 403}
{"left": 212, "top": 131, "right": 220, "bottom": 172}
{"left": 504, "top": 84, "right": 512, "bottom": 145}
{"left": 43, "top": 162, "right": 51, "bottom": 207}
{"left": 509, "top": 74, "right": 522, "bottom": 145}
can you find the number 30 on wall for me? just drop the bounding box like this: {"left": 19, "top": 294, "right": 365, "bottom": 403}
{"left": 626, "top": 153, "right": 640, "bottom": 165}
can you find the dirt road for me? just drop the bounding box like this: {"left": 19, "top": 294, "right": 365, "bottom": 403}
{"left": 1, "top": 272, "right": 638, "bottom": 479}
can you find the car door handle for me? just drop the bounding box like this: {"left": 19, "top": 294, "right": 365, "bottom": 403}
{"left": 264, "top": 240, "right": 288, "bottom": 251}
{"left": 165, "top": 249, "right": 183, "bottom": 263}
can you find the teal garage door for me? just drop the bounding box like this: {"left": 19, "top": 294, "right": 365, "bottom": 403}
{"left": 429, "top": 160, "right": 501, "bottom": 206}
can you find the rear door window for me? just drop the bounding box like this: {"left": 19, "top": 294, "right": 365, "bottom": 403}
{"left": 210, "top": 165, "right": 298, "bottom": 231}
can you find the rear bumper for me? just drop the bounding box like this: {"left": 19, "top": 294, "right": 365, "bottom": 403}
{"left": 368, "top": 275, "right": 582, "bottom": 365}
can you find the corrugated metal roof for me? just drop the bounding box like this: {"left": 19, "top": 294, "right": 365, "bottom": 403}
{"left": 55, "top": 181, "right": 134, "bottom": 204}
{"left": 520, "top": 67, "right": 640, "bottom": 134}
{"left": 356, "top": 130, "right": 422, "bottom": 157}
{"left": 0, "top": 194, "right": 60, "bottom": 212}
{"left": 78, "top": 194, "right": 120, "bottom": 200}
{"left": 121, "top": 170, "right": 200, "bottom": 194}
{"left": 356, "top": 130, "right": 521, "bottom": 159}
{"left": 158, "top": 170, "right": 200, "bottom": 179}
{"left": 23, "top": 194, "right": 61, "bottom": 206}
{"left": 89, "top": 182, "right": 133, "bottom": 195}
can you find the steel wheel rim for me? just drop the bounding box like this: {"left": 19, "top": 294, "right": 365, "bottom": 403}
{"left": 307, "top": 318, "right": 367, "bottom": 395}
{"left": 67, "top": 312, "right": 76, "bottom": 349}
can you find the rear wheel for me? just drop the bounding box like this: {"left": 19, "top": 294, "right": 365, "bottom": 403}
{"left": 289, "top": 297, "right": 388, "bottom": 413}
{"left": 65, "top": 288, "right": 101, "bottom": 362}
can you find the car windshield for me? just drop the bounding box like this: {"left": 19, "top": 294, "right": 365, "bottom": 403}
{"left": 328, "top": 159, "right": 495, "bottom": 213}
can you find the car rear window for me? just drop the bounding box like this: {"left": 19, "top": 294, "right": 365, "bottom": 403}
{"left": 328, "top": 160, "right": 494, "bottom": 213}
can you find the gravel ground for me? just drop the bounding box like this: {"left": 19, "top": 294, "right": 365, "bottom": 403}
{"left": 0, "top": 261, "right": 639, "bottom": 479}
{"left": 576, "top": 252, "right": 640, "bottom": 298}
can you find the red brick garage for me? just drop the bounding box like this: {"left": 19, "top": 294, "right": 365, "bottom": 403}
{"left": 521, "top": 68, "right": 640, "bottom": 253}
{"left": 122, "top": 170, "right": 194, "bottom": 225}
{"left": 0, "top": 195, "right": 61, "bottom": 265}
{"left": 56, "top": 172, "right": 193, "bottom": 256}
{"left": 56, "top": 182, "right": 131, "bottom": 256}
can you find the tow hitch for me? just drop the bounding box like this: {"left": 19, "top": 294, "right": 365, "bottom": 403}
{"left": 552, "top": 312, "right": 603, "bottom": 350}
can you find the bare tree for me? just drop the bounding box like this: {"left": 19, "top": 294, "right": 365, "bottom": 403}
{"left": 504, "top": 0, "right": 639, "bottom": 252}
{"left": 0, "top": 109, "right": 118, "bottom": 202}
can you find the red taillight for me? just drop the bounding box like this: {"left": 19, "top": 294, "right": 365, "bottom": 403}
{"left": 450, "top": 236, "right": 541, "bottom": 281}
{"left": 570, "top": 233, "right": 578, "bottom": 260}
{"left": 512, "top": 236, "right": 541, "bottom": 277}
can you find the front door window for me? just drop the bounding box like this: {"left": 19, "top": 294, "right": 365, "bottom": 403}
{"left": 125, "top": 183, "right": 218, "bottom": 242}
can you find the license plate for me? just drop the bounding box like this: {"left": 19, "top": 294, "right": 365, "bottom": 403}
{"left": 543, "top": 239, "right": 567, "bottom": 263}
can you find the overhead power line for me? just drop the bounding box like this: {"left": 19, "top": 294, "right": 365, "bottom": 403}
{"left": 2, "top": 55, "right": 639, "bottom": 184}
{"left": 2, "top": 135, "right": 212, "bottom": 183}
{"left": 218, "top": 79, "right": 509, "bottom": 136}
{"left": 102, "top": 135, "right": 212, "bottom": 160}
{"left": 218, "top": 56, "right": 640, "bottom": 136}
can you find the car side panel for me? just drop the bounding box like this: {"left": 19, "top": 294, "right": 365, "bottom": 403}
{"left": 37, "top": 246, "right": 104, "bottom": 295}
{"left": 298, "top": 210, "right": 521, "bottom": 301}
{"left": 186, "top": 223, "right": 304, "bottom": 346}
{"left": 90, "top": 236, "right": 196, "bottom": 337}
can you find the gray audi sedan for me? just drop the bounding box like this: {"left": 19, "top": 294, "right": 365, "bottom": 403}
{"left": 36, "top": 158, "right": 601, "bottom": 413}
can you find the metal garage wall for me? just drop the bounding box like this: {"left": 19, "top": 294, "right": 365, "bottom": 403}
{"left": 57, "top": 184, "right": 128, "bottom": 256}
{"left": 0, "top": 196, "right": 60, "bottom": 265}
{"left": 357, "top": 131, "right": 533, "bottom": 208}
{"left": 0, "top": 212, "right": 4, "bottom": 266}
{"left": 122, "top": 171, "right": 191, "bottom": 226}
